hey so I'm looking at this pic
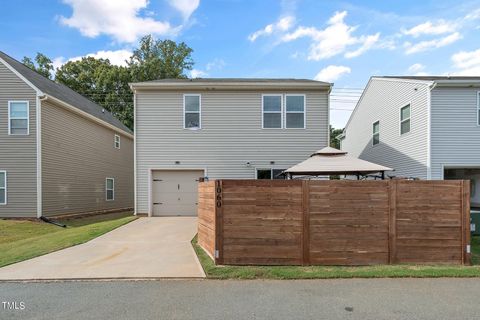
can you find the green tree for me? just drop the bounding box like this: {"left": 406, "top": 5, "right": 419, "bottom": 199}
{"left": 330, "top": 126, "right": 344, "bottom": 149}
{"left": 128, "top": 35, "right": 194, "bottom": 82}
{"left": 22, "top": 53, "right": 54, "bottom": 79}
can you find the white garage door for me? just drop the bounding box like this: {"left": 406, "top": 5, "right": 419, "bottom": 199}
{"left": 151, "top": 170, "right": 204, "bottom": 216}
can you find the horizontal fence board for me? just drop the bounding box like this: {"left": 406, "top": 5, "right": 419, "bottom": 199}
{"left": 197, "top": 179, "right": 469, "bottom": 266}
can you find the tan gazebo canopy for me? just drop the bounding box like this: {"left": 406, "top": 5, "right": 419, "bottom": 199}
{"left": 283, "top": 147, "right": 393, "bottom": 179}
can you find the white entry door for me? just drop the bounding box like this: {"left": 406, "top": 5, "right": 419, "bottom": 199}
{"left": 151, "top": 170, "right": 204, "bottom": 216}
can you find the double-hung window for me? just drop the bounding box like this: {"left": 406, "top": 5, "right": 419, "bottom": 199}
{"left": 285, "top": 95, "right": 305, "bottom": 128}
{"left": 372, "top": 121, "right": 380, "bottom": 145}
{"left": 114, "top": 134, "right": 121, "bottom": 149}
{"left": 400, "top": 104, "right": 411, "bottom": 135}
{"left": 184, "top": 94, "right": 201, "bottom": 129}
{"left": 262, "top": 95, "right": 282, "bottom": 128}
{"left": 106, "top": 178, "right": 114, "bottom": 201}
{"left": 8, "top": 101, "right": 29, "bottom": 135}
{"left": 0, "top": 171, "right": 6, "bottom": 205}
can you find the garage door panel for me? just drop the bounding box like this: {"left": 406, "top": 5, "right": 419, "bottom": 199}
{"left": 151, "top": 170, "right": 203, "bottom": 216}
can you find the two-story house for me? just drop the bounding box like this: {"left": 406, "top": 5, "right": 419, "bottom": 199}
{"left": 0, "top": 51, "right": 134, "bottom": 218}
{"left": 130, "top": 78, "right": 331, "bottom": 216}
{"left": 340, "top": 76, "right": 480, "bottom": 208}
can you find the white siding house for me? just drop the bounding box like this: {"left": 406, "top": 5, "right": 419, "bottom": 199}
{"left": 131, "top": 78, "right": 331, "bottom": 216}
{"left": 341, "top": 76, "right": 480, "bottom": 207}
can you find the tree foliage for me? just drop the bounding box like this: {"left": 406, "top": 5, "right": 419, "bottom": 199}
{"left": 22, "top": 53, "right": 54, "bottom": 79}
{"left": 22, "top": 35, "right": 194, "bottom": 130}
{"left": 330, "top": 126, "right": 344, "bottom": 149}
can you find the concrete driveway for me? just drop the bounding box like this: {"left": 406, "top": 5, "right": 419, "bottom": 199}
{"left": 0, "top": 217, "right": 205, "bottom": 280}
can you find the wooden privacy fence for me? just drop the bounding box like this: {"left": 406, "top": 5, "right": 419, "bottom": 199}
{"left": 198, "top": 179, "right": 471, "bottom": 266}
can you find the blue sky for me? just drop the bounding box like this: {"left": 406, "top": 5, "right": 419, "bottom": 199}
{"left": 1, "top": 0, "right": 480, "bottom": 127}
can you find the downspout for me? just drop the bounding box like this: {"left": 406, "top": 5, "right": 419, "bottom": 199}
{"left": 36, "top": 94, "right": 47, "bottom": 218}
{"left": 426, "top": 82, "right": 437, "bottom": 180}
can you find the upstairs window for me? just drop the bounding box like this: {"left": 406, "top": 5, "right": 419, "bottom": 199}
{"left": 372, "top": 121, "right": 380, "bottom": 145}
{"left": 114, "top": 134, "right": 121, "bottom": 149}
{"left": 256, "top": 168, "right": 286, "bottom": 179}
{"left": 0, "top": 171, "right": 6, "bottom": 205}
{"left": 8, "top": 101, "right": 29, "bottom": 135}
{"left": 285, "top": 95, "right": 305, "bottom": 128}
{"left": 262, "top": 95, "right": 282, "bottom": 128}
{"left": 477, "top": 92, "right": 480, "bottom": 125}
{"left": 400, "top": 104, "right": 411, "bottom": 135}
{"left": 106, "top": 178, "right": 115, "bottom": 201}
{"left": 184, "top": 94, "right": 201, "bottom": 129}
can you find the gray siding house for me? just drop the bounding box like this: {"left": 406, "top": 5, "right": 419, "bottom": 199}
{"left": 0, "top": 51, "right": 134, "bottom": 218}
{"left": 131, "top": 79, "right": 331, "bottom": 216}
{"left": 340, "top": 76, "right": 480, "bottom": 207}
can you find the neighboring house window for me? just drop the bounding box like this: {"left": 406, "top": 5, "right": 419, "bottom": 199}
{"left": 262, "top": 95, "right": 282, "bottom": 128}
{"left": 285, "top": 95, "right": 305, "bottom": 128}
{"left": 0, "top": 171, "right": 6, "bottom": 205}
{"left": 114, "top": 134, "right": 121, "bottom": 149}
{"left": 184, "top": 94, "right": 201, "bottom": 129}
{"left": 477, "top": 92, "right": 480, "bottom": 125}
{"left": 372, "top": 121, "right": 380, "bottom": 145}
{"left": 106, "top": 178, "right": 115, "bottom": 201}
{"left": 256, "top": 168, "right": 286, "bottom": 179}
{"left": 400, "top": 104, "right": 411, "bottom": 135}
{"left": 8, "top": 101, "right": 29, "bottom": 135}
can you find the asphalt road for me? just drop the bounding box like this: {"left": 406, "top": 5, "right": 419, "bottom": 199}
{"left": 1, "top": 278, "right": 480, "bottom": 320}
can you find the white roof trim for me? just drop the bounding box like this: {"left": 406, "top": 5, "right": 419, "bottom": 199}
{"left": 0, "top": 56, "right": 44, "bottom": 95}
{"left": 130, "top": 81, "right": 332, "bottom": 91}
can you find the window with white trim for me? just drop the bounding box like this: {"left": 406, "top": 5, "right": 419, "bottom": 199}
{"left": 114, "top": 134, "right": 121, "bottom": 149}
{"left": 262, "top": 95, "right": 282, "bottom": 128}
{"left": 372, "top": 121, "right": 380, "bottom": 145}
{"left": 0, "top": 171, "right": 6, "bottom": 205}
{"left": 477, "top": 92, "right": 480, "bottom": 125}
{"left": 400, "top": 104, "right": 411, "bottom": 135}
{"left": 106, "top": 178, "right": 114, "bottom": 201}
{"left": 184, "top": 94, "right": 201, "bottom": 129}
{"left": 8, "top": 101, "right": 29, "bottom": 135}
{"left": 285, "top": 95, "right": 305, "bottom": 128}
{"left": 256, "top": 168, "right": 286, "bottom": 180}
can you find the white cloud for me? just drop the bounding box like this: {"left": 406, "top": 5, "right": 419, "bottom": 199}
{"left": 404, "top": 32, "right": 462, "bottom": 54}
{"left": 248, "top": 16, "right": 295, "bottom": 42}
{"left": 59, "top": 0, "right": 197, "bottom": 43}
{"left": 450, "top": 48, "right": 480, "bottom": 75}
{"left": 314, "top": 65, "right": 351, "bottom": 82}
{"left": 190, "top": 69, "right": 208, "bottom": 78}
{"left": 71, "top": 49, "right": 132, "bottom": 66}
{"left": 406, "top": 63, "right": 429, "bottom": 75}
{"left": 189, "top": 58, "right": 226, "bottom": 78}
{"left": 167, "top": 0, "right": 200, "bottom": 20}
{"left": 53, "top": 49, "right": 133, "bottom": 70}
{"left": 345, "top": 33, "right": 380, "bottom": 58}
{"left": 281, "top": 11, "right": 380, "bottom": 60}
{"left": 402, "top": 20, "right": 456, "bottom": 38}
{"left": 407, "top": 63, "right": 425, "bottom": 73}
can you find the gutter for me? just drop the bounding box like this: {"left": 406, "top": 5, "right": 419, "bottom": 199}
{"left": 129, "top": 81, "right": 333, "bottom": 91}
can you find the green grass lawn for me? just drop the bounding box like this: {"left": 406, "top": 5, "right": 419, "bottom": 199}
{"left": 0, "top": 212, "right": 136, "bottom": 268}
{"left": 192, "top": 236, "right": 480, "bottom": 279}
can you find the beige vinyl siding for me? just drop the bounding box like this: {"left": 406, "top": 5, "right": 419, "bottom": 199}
{"left": 341, "top": 78, "right": 430, "bottom": 179}
{"left": 135, "top": 89, "right": 329, "bottom": 214}
{"left": 430, "top": 87, "right": 480, "bottom": 179}
{"left": 41, "top": 100, "right": 133, "bottom": 216}
{"left": 0, "top": 60, "right": 37, "bottom": 217}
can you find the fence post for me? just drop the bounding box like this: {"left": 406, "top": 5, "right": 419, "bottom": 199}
{"left": 462, "top": 180, "right": 471, "bottom": 265}
{"left": 302, "top": 180, "right": 310, "bottom": 266}
{"left": 388, "top": 180, "right": 397, "bottom": 264}
{"left": 215, "top": 180, "right": 224, "bottom": 265}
